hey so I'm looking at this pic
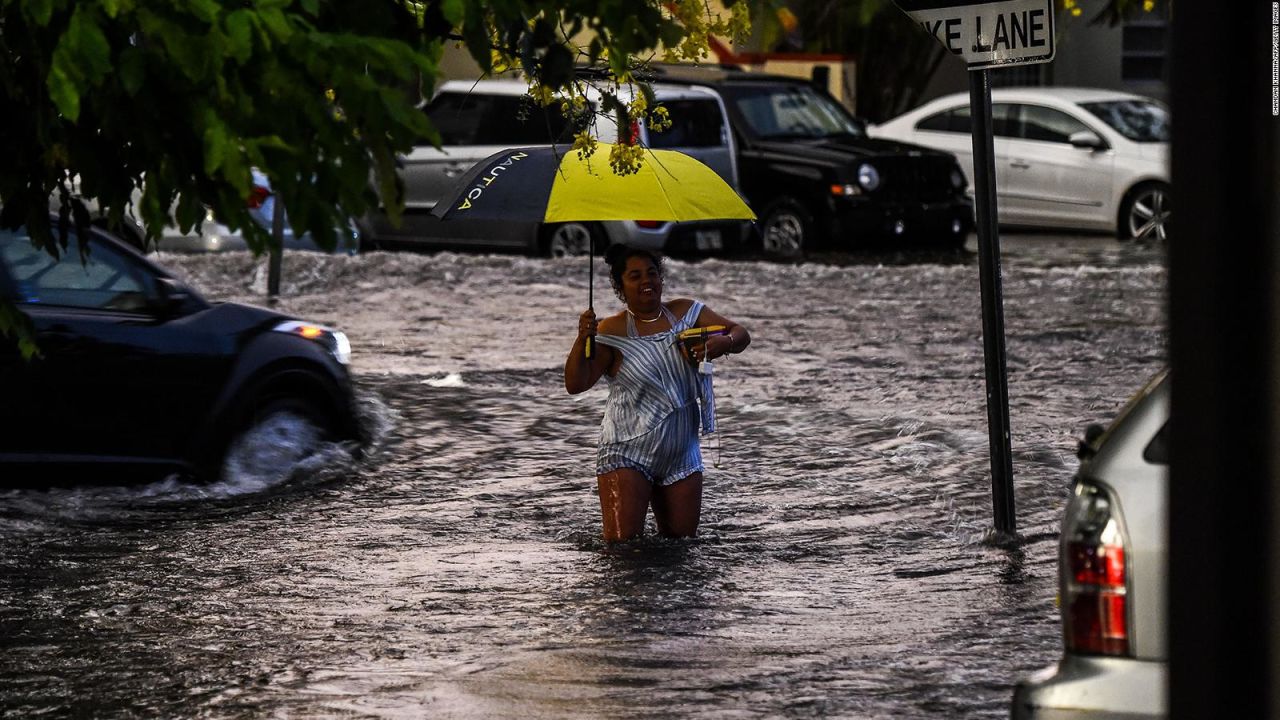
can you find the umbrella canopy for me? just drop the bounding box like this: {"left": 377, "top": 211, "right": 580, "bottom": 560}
{"left": 430, "top": 143, "right": 756, "bottom": 223}
{"left": 430, "top": 142, "right": 753, "bottom": 361}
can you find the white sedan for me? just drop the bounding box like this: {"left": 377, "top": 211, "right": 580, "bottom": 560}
{"left": 870, "top": 88, "right": 1169, "bottom": 241}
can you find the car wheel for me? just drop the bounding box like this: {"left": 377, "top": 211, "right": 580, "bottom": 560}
{"left": 221, "top": 396, "right": 334, "bottom": 482}
{"left": 542, "top": 222, "right": 599, "bottom": 258}
{"left": 1119, "top": 181, "right": 1171, "bottom": 242}
{"left": 759, "top": 199, "right": 809, "bottom": 259}
{"left": 354, "top": 218, "right": 382, "bottom": 252}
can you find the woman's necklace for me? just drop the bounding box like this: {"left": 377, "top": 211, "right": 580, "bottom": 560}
{"left": 628, "top": 306, "right": 663, "bottom": 323}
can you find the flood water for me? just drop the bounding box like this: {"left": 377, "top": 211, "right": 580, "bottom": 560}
{"left": 0, "top": 235, "right": 1166, "bottom": 718}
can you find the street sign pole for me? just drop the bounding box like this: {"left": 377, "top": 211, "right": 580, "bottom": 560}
{"left": 889, "top": 0, "right": 1054, "bottom": 535}
{"left": 268, "top": 192, "right": 283, "bottom": 299}
{"left": 968, "top": 69, "right": 1015, "bottom": 534}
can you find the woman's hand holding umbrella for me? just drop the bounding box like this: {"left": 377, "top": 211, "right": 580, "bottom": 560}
{"left": 578, "top": 308, "right": 598, "bottom": 352}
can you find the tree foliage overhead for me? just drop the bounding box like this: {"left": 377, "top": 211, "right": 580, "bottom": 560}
{"left": 0, "top": 0, "right": 751, "bottom": 255}
{"left": 0, "top": 0, "right": 751, "bottom": 352}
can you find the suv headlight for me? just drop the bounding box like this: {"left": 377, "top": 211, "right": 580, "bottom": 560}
{"left": 856, "top": 163, "right": 881, "bottom": 191}
{"left": 273, "top": 320, "right": 351, "bottom": 365}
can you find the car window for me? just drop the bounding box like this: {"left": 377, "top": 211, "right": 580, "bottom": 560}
{"left": 425, "top": 92, "right": 574, "bottom": 146}
{"left": 915, "top": 108, "right": 955, "bottom": 132}
{"left": 914, "top": 104, "right": 1017, "bottom": 137}
{"left": 1143, "top": 419, "right": 1169, "bottom": 464}
{"left": 991, "top": 104, "right": 1021, "bottom": 138}
{"left": 722, "top": 83, "right": 865, "bottom": 140}
{"left": 0, "top": 228, "right": 153, "bottom": 312}
{"left": 647, "top": 98, "right": 726, "bottom": 148}
{"left": 1017, "top": 104, "right": 1093, "bottom": 144}
{"left": 1079, "top": 100, "right": 1170, "bottom": 143}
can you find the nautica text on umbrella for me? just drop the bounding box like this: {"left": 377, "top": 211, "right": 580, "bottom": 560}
{"left": 457, "top": 152, "right": 528, "bottom": 210}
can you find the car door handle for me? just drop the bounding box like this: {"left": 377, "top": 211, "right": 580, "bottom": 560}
{"left": 1010, "top": 160, "right": 1031, "bottom": 169}
{"left": 38, "top": 325, "right": 80, "bottom": 351}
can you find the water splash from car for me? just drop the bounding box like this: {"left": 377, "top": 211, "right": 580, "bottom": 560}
{"left": 0, "top": 389, "right": 395, "bottom": 525}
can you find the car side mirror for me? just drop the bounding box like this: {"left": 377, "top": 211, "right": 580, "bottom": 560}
{"left": 1068, "top": 131, "right": 1107, "bottom": 151}
{"left": 152, "top": 277, "right": 191, "bottom": 315}
{"left": 1077, "top": 423, "right": 1107, "bottom": 460}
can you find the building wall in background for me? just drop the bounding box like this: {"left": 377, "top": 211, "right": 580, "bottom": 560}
{"left": 733, "top": 55, "right": 858, "bottom": 114}
{"left": 895, "top": 1, "right": 1169, "bottom": 118}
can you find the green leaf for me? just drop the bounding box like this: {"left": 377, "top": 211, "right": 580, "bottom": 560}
{"left": 0, "top": 301, "right": 40, "bottom": 361}
{"left": 118, "top": 49, "right": 146, "bottom": 95}
{"left": 186, "top": 0, "right": 221, "bottom": 23}
{"left": 47, "top": 63, "right": 80, "bottom": 120}
{"left": 540, "top": 44, "right": 574, "bottom": 88}
{"left": 70, "top": 7, "right": 112, "bottom": 86}
{"left": 299, "top": 0, "right": 318, "bottom": 14}
{"left": 225, "top": 10, "right": 255, "bottom": 64}
{"left": 203, "top": 115, "right": 230, "bottom": 175}
{"left": 461, "top": 2, "right": 491, "bottom": 72}
{"left": 25, "top": 0, "right": 54, "bottom": 26}
{"left": 257, "top": 8, "right": 294, "bottom": 41}
{"left": 441, "top": 0, "right": 465, "bottom": 27}
{"left": 175, "top": 190, "right": 205, "bottom": 233}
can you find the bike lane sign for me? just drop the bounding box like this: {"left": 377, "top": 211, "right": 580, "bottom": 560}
{"left": 893, "top": 0, "right": 1056, "bottom": 69}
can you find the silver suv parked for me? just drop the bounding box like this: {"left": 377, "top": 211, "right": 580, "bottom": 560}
{"left": 363, "top": 78, "right": 748, "bottom": 256}
{"left": 1012, "top": 369, "right": 1169, "bottom": 719}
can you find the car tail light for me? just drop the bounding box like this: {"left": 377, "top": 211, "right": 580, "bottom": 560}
{"left": 628, "top": 119, "right": 641, "bottom": 145}
{"left": 635, "top": 220, "right": 663, "bottom": 229}
{"left": 1062, "top": 481, "right": 1130, "bottom": 656}
{"left": 247, "top": 184, "right": 272, "bottom": 209}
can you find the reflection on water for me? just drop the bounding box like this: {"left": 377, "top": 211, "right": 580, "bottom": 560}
{"left": 0, "top": 237, "right": 1165, "bottom": 718}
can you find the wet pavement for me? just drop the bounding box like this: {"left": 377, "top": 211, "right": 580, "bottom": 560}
{"left": 0, "top": 233, "right": 1166, "bottom": 718}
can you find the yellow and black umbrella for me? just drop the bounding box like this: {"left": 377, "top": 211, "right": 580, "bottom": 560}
{"left": 431, "top": 143, "right": 755, "bottom": 356}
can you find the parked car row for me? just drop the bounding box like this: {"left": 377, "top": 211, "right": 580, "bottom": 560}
{"left": 70, "top": 76, "right": 1166, "bottom": 261}
{"left": 66, "top": 169, "right": 361, "bottom": 256}
{"left": 360, "top": 65, "right": 977, "bottom": 259}
{"left": 361, "top": 78, "right": 750, "bottom": 258}
{"left": 871, "top": 87, "right": 1170, "bottom": 242}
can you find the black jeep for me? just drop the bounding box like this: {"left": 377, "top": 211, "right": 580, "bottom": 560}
{"left": 649, "top": 66, "right": 974, "bottom": 257}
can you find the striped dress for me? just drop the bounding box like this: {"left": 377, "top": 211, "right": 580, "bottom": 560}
{"left": 594, "top": 301, "right": 716, "bottom": 486}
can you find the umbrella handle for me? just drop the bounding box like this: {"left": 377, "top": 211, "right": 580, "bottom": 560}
{"left": 586, "top": 237, "right": 594, "bottom": 359}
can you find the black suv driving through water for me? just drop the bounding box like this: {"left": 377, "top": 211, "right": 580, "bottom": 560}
{"left": 649, "top": 66, "right": 974, "bottom": 257}
{"left": 0, "top": 220, "right": 362, "bottom": 485}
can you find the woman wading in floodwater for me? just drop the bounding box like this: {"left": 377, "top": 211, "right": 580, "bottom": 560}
{"left": 564, "top": 245, "right": 751, "bottom": 543}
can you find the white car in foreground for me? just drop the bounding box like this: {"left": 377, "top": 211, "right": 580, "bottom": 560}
{"left": 1011, "top": 369, "right": 1169, "bottom": 719}
{"left": 871, "top": 88, "right": 1169, "bottom": 241}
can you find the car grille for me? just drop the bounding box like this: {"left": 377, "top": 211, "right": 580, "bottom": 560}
{"left": 870, "top": 155, "right": 957, "bottom": 202}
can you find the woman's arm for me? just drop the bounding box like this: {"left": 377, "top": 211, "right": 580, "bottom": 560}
{"left": 695, "top": 305, "right": 751, "bottom": 361}
{"left": 565, "top": 308, "right": 615, "bottom": 394}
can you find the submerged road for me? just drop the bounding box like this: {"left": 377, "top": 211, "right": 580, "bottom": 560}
{"left": 0, "top": 234, "right": 1166, "bottom": 718}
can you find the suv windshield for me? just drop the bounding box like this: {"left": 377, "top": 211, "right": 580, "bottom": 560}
{"left": 722, "top": 83, "right": 865, "bottom": 140}
{"left": 1079, "top": 100, "right": 1170, "bottom": 143}
{"left": 425, "top": 91, "right": 574, "bottom": 145}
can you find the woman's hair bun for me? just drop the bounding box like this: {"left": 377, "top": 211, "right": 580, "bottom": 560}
{"left": 604, "top": 242, "right": 629, "bottom": 268}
